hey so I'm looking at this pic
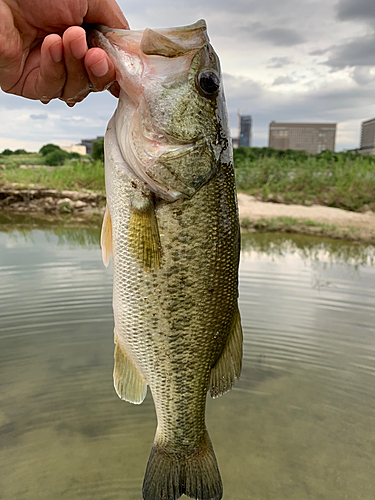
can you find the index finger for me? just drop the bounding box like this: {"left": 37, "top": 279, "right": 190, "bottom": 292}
{"left": 85, "top": 0, "right": 129, "bottom": 30}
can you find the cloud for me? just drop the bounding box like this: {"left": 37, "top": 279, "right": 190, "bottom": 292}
{"left": 255, "top": 27, "right": 305, "bottom": 46}
{"left": 318, "top": 34, "right": 375, "bottom": 69}
{"left": 272, "top": 76, "right": 295, "bottom": 86}
{"left": 239, "top": 23, "right": 305, "bottom": 46}
{"left": 30, "top": 113, "right": 48, "bottom": 120}
{"left": 310, "top": 48, "right": 330, "bottom": 56}
{"left": 267, "top": 56, "right": 293, "bottom": 68}
{"left": 336, "top": 0, "right": 375, "bottom": 21}
{"left": 351, "top": 66, "right": 375, "bottom": 85}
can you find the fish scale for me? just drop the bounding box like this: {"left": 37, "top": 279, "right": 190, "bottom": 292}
{"left": 89, "top": 19, "right": 242, "bottom": 500}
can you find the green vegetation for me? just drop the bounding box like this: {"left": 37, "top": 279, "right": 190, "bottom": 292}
{"left": 234, "top": 147, "right": 375, "bottom": 212}
{"left": 1, "top": 145, "right": 375, "bottom": 214}
{"left": 44, "top": 149, "right": 70, "bottom": 166}
{"left": 39, "top": 143, "right": 61, "bottom": 156}
{"left": 0, "top": 160, "right": 105, "bottom": 192}
{"left": 92, "top": 138, "right": 104, "bottom": 161}
{"left": 0, "top": 144, "right": 84, "bottom": 169}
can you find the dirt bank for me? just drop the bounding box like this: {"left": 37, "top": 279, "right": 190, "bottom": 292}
{"left": 238, "top": 193, "right": 375, "bottom": 243}
{"left": 0, "top": 186, "right": 105, "bottom": 217}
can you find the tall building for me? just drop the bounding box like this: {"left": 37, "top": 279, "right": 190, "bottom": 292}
{"left": 269, "top": 122, "right": 336, "bottom": 154}
{"left": 360, "top": 118, "right": 375, "bottom": 155}
{"left": 238, "top": 115, "right": 252, "bottom": 147}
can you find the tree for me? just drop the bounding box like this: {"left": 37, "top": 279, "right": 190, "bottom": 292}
{"left": 1, "top": 149, "right": 13, "bottom": 156}
{"left": 92, "top": 138, "right": 104, "bottom": 161}
{"left": 39, "top": 143, "right": 61, "bottom": 156}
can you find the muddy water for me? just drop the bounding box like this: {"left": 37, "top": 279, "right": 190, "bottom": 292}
{"left": 0, "top": 222, "right": 374, "bottom": 500}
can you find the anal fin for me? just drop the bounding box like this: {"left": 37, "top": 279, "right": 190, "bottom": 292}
{"left": 113, "top": 340, "right": 147, "bottom": 405}
{"left": 210, "top": 304, "right": 243, "bottom": 398}
{"left": 128, "top": 195, "right": 161, "bottom": 272}
{"left": 101, "top": 205, "right": 112, "bottom": 267}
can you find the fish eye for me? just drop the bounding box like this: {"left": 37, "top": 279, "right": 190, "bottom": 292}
{"left": 196, "top": 70, "right": 220, "bottom": 98}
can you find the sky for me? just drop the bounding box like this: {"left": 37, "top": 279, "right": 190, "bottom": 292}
{"left": 1, "top": 0, "right": 375, "bottom": 152}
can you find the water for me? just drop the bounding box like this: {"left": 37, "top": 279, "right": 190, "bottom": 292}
{"left": 1, "top": 220, "right": 375, "bottom": 500}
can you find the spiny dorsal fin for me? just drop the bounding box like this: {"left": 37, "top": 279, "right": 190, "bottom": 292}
{"left": 140, "top": 28, "right": 189, "bottom": 57}
{"left": 210, "top": 304, "right": 243, "bottom": 398}
{"left": 113, "top": 338, "right": 147, "bottom": 405}
{"left": 101, "top": 205, "right": 112, "bottom": 267}
{"left": 128, "top": 195, "right": 161, "bottom": 272}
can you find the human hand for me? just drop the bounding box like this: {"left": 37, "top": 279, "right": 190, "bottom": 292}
{"left": 0, "top": 0, "right": 129, "bottom": 105}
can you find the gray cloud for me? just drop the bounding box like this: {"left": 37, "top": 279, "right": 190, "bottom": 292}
{"left": 336, "top": 0, "right": 375, "bottom": 21}
{"left": 351, "top": 66, "right": 375, "bottom": 85}
{"left": 319, "top": 34, "right": 375, "bottom": 69}
{"left": 267, "top": 56, "right": 293, "bottom": 68}
{"left": 30, "top": 113, "right": 48, "bottom": 120}
{"left": 255, "top": 27, "right": 305, "bottom": 46}
{"left": 272, "top": 76, "right": 295, "bottom": 85}
{"left": 239, "top": 24, "right": 305, "bottom": 46}
{"left": 310, "top": 48, "right": 330, "bottom": 56}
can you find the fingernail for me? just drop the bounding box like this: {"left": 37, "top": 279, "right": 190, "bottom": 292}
{"left": 50, "top": 42, "right": 62, "bottom": 63}
{"left": 91, "top": 57, "right": 109, "bottom": 77}
{"left": 70, "top": 36, "right": 87, "bottom": 59}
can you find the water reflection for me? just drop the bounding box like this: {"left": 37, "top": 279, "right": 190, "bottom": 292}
{"left": 242, "top": 231, "right": 375, "bottom": 267}
{"left": 0, "top": 220, "right": 375, "bottom": 500}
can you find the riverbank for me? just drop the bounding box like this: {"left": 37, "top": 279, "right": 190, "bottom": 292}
{"left": 238, "top": 193, "right": 375, "bottom": 243}
{"left": 0, "top": 185, "right": 375, "bottom": 243}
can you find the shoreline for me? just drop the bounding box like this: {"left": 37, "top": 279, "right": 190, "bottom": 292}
{"left": 237, "top": 193, "right": 375, "bottom": 243}
{"left": 1, "top": 187, "right": 375, "bottom": 243}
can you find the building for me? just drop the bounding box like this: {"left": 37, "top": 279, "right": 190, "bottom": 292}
{"left": 238, "top": 115, "right": 252, "bottom": 147}
{"left": 268, "top": 121, "right": 336, "bottom": 154}
{"left": 80, "top": 136, "right": 104, "bottom": 155}
{"left": 359, "top": 118, "right": 375, "bottom": 155}
{"left": 61, "top": 144, "right": 87, "bottom": 155}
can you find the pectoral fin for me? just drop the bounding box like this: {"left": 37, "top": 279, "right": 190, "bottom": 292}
{"left": 128, "top": 195, "right": 161, "bottom": 272}
{"left": 101, "top": 206, "right": 112, "bottom": 267}
{"left": 210, "top": 304, "right": 243, "bottom": 398}
{"left": 113, "top": 339, "right": 147, "bottom": 405}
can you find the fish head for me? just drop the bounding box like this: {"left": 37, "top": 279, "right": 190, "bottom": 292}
{"left": 89, "top": 21, "right": 231, "bottom": 200}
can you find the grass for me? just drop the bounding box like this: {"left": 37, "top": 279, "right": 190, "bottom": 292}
{"left": 0, "top": 160, "right": 105, "bottom": 193}
{"left": 1, "top": 147, "right": 375, "bottom": 213}
{"left": 234, "top": 147, "right": 375, "bottom": 212}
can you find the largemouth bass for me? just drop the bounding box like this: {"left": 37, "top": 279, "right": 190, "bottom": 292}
{"left": 89, "top": 20, "right": 242, "bottom": 500}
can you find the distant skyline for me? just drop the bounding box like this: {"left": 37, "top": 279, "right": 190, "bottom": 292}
{"left": 1, "top": 0, "right": 375, "bottom": 152}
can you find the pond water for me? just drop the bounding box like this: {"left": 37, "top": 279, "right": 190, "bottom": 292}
{"left": 1, "top": 219, "right": 375, "bottom": 500}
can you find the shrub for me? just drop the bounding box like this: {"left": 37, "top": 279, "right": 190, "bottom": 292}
{"left": 1, "top": 149, "right": 13, "bottom": 156}
{"left": 44, "top": 149, "right": 70, "bottom": 166}
{"left": 39, "top": 143, "right": 61, "bottom": 156}
{"left": 14, "top": 149, "right": 28, "bottom": 155}
{"left": 91, "top": 138, "right": 104, "bottom": 161}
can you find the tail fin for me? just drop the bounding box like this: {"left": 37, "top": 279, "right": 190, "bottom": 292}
{"left": 142, "top": 430, "right": 222, "bottom": 500}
